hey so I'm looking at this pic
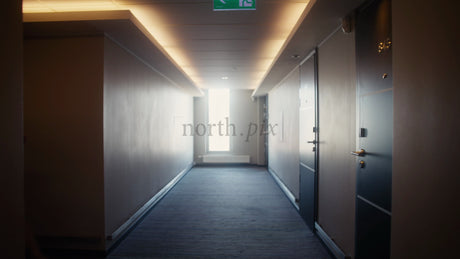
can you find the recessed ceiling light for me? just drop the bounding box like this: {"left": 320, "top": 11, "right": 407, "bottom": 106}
{"left": 221, "top": 76, "right": 229, "bottom": 80}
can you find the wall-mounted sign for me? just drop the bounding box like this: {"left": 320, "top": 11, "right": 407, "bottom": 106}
{"left": 214, "top": 0, "right": 256, "bottom": 11}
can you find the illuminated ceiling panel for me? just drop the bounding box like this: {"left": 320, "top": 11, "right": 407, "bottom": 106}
{"left": 23, "top": 0, "right": 316, "bottom": 91}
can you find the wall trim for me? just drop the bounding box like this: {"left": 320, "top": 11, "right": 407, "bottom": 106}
{"left": 267, "top": 167, "right": 299, "bottom": 211}
{"left": 315, "top": 222, "right": 348, "bottom": 259}
{"left": 318, "top": 24, "right": 343, "bottom": 49}
{"left": 268, "top": 63, "right": 300, "bottom": 94}
{"left": 271, "top": 24, "right": 341, "bottom": 95}
{"left": 299, "top": 48, "right": 317, "bottom": 66}
{"left": 107, "top": 162, "right": 194, "bottom": 243}
{"left": 104, "top": 34, "right": 197, "bottom": 95}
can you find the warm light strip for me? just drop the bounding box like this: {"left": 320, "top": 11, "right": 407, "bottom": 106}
{"left": 23, "top": 0, "right": 313, "bottom": 90}
{"left": 251, "top": 0, "right": 316, "bottom": 92}
{"left": 23, "top": 0, "right": 199, "bottom": 87}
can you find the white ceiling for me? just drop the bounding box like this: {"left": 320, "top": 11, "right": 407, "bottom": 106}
{"left": 23, "top": 0, "right": 364, "bottom": 95}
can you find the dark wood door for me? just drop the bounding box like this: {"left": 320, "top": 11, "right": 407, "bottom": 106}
{"left": 354, "top": 0, "right": 392, "bottom": 258}
{"left": 299, "top": 52, "right": 318, "bottom": 230}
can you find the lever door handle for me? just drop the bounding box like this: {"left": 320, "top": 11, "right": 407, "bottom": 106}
{"left": 351, "top": 149, "right": 366, "bottom": 156}
{"left": 307, "top": 140, "right": 318, "bottom": 144}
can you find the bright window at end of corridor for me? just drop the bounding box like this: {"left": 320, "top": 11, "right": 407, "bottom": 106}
{"left": 208, "top": 89, "right": 230, "bottom": 152}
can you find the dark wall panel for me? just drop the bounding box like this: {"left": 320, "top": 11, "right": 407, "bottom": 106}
{"left": 24, "top": 37, "right": 105, "bottom": 249}
{"left": 0, "top": 0, "right": 25, "bottom": 257}
{"left": 392, "top": 0, "right": 460, "bottom": 257}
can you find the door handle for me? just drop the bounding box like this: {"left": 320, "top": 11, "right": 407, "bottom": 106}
{"left": 307, "top": 140, "right": 318, "bottom": 144}
{"left": 351, "top": 149, "right": 366, "bottom": 156}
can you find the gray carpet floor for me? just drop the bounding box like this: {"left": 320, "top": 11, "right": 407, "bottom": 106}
{"left": 108, "top": 166, "right": 331, "bottom": 259}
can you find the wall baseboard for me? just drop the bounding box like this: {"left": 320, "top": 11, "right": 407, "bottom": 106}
{"left": 315, "top": 222, "right": 348, "bottom": 259}
{"left": 195, "top": 163, "right": 254, "bottom": 167}
{"left": 35, "top": 235, "right": 105, "bottom": 252}
{"left": 267, "top": 168, "right": 348, "bottom": 259}
{"left": 202, "top": 154, "right": 250, "bottom": 163}
{"left": 267, "top": 167, "right": 299, "bottom": 211}
{"left": 106, "top": 162, "right": 194, "bottom": 246}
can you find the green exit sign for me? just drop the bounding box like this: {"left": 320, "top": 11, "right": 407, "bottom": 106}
{"left": 214, "top": 0, "right": 256, "bottom": 11}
